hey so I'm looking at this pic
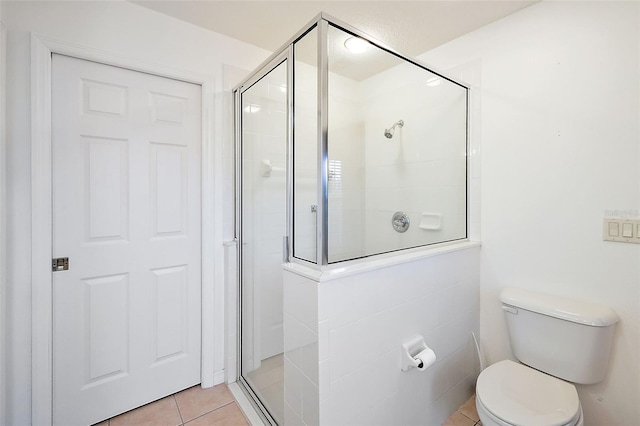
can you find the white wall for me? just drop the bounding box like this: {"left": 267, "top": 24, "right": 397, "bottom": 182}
{"left": 2, "top": 1, "right": 269, "bottom": 424}
{"left": 422, "top": 2, "right": 640, "bottom": 425}
{"left": 0, "top": 3, "right": 6, "bottom": 425}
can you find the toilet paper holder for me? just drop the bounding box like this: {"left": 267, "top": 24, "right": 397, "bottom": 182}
{"left": 401, "top": 335, "right": 437, "bottom": 372}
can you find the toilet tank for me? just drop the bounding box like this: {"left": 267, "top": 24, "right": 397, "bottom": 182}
{"left": 500, "top": 287, "right": 619, "bottom": 385}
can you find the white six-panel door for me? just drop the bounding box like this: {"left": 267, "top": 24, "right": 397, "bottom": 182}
{"left": 52, "top": 54, "right": 202, "bottom": 425}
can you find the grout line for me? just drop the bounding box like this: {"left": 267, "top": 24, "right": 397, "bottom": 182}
{"left": 459, "top": 410, "right": 477, "bottom": 422}
{"left": 174, "top": 395, "right": 185, "bottom": 425}
{"left": 103, "top": 385, "right": 245, "bottom": 426}
{"left": 181, "top": 401, "right": 236, "bottom": 425}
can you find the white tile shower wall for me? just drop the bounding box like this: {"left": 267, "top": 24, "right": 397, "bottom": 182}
{"left": 283, "top": 270, "right": 320, "bottom": 426}
{"left": 327, "top": 75, "right": 366, "bottom": 262}
{"left": 242, "top": 73, "right": 288, "bottom": 361}
{"left": 360, "top": 63, "right": 468, "bottom": 256}
{"left": 318, "top": 246, "right": 480, "bottom": 425}
{"left": 294, "top": 59, "right": 367, "bottom": 263}
{"left": 293, "top": 60, "right": 319, "bottom": 261}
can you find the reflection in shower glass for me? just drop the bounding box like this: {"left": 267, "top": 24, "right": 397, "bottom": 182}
{"left": 326, "top": 24, "right": 468, "bottom": 263}
{"left": 293, "top": 26, "right": 318, "bottom": 263}
{"left": 240, "top": 60, "right": 287, "bottom": 424}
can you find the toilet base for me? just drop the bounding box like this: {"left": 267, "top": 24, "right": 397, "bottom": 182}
{"left": 476, "top": 393, "right": 584, "bottom": 426}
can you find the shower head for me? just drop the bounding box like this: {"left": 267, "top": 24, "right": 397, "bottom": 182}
{"left": 384, "top": 120, "right": 404, "bottom": 139}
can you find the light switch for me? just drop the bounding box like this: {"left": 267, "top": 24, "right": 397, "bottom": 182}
{"left": 604, "top": 218, "right": 640, "bottom": 244}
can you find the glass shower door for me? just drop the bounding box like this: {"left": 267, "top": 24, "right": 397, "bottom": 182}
{"left": 239, "top": 59, "right": 288, "bottom": 425}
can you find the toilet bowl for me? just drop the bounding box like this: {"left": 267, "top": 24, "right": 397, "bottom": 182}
{"left": 476, "top": 360, "right": 583, "bottom": 426}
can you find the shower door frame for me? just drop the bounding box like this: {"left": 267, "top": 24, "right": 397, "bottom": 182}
{"left": 235, "top": 12, "right": 471, "bottom": 271}
{"left": 234, "top": 47, "right": 293, "bottom": 425}
{"left": 233, "top": 12, "right": 471, "bottom": 423}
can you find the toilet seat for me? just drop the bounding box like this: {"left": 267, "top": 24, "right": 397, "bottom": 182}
{"left": 476, "top": 360, "right": 581, "bottom": 426}
{"left": 476, "top": 394, "right": 583, "bottom": 426}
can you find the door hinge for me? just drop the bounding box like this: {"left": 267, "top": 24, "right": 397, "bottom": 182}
{"left": 52, "top": 257, "right": 69, "bottom": 272}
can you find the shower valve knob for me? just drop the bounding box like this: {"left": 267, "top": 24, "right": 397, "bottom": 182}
{"left": 392, "top": 211, "right": 410, "bottom": 233}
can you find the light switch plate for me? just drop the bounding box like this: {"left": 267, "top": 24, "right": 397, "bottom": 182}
{"left": 603, "top": 218, "right": 640, "bottom": 244}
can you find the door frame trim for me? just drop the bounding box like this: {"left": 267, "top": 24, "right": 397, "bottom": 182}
{"left": 31, "top": 33, "right": 222, "bottom": 425}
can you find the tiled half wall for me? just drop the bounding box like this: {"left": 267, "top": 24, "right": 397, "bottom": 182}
{"left": 283, "top": 245, "right": 480, "bottom": 425}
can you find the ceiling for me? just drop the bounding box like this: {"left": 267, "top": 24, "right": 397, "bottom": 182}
{"left": 132, "top": 1, "right": 536, "bottom": 60}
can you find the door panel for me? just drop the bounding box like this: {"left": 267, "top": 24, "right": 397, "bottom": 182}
{"left": 240, "top": 60, "right": 287, "bottom": 425}
{"left": 52, "top": 54, "right": 202, "bottom": 425}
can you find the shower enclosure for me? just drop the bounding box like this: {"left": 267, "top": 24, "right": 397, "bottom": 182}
{"left": 234, "top": 13, "right": 468, "bottom": 425}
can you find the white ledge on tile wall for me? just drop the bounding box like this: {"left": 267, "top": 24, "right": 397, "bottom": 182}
{"left": 283, "top": 240, "right": 481, "bottom": 283}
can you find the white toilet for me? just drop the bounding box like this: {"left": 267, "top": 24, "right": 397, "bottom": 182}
{"left": 475, "top": 287, "right": 619, "bottom": 426}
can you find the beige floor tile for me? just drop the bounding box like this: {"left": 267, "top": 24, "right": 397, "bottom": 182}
{"left": 459, "top": 395, "right": 480, "bottom": 422}
{"left": 109, "top": 396, "right": 182, "bottom": 426}
{"left": 442, "top": 412, "right": 476, "bottom": 426}
{"left": 184, "top": 402, "right": 249, "bottom": 426}
{"left": 175, "top": 384, "right": 235, "bottom": 422}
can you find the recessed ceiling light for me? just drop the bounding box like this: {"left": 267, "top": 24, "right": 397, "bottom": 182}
{"left": 344, "top": 37, "right": 370, "bottom": 54}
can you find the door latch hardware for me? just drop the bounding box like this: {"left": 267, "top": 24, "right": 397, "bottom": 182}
{"left": 52, "top": 257, "right": 69, "bottom": 272}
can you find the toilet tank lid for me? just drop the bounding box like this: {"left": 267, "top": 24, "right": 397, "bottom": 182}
{"left": 500, "top": 287, "right": 619, "bottom": 327}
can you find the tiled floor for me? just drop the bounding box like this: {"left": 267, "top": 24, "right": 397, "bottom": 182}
{"left": 96, "top": 384, "right": 249, "bottom": 426}
{"left": 443, "top": 395, "right": 482, "bottom": 426}
{"left": 97, "top": 385, "right": 476, "bottom": 426}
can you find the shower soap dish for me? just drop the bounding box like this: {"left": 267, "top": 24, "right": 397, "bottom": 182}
{"left": 418, "top": 213, "right": 442, "bottom": 230}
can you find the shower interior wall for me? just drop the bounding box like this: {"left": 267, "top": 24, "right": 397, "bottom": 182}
{"left": 361, "top": 65, "right": 467, "bottom": 254}
{"left": 295, "top": 57, "right": 468, "bottom": 264}
{"left": 241, "top": 67, "right": 288, "bottom": 367}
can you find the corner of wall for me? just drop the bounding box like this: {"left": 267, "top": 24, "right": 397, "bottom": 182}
{"left": 282, "top": 268, "right": 319, "bottom": 426}
{"left": 0, "top": 14, "right": 7, "bottom": 426}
